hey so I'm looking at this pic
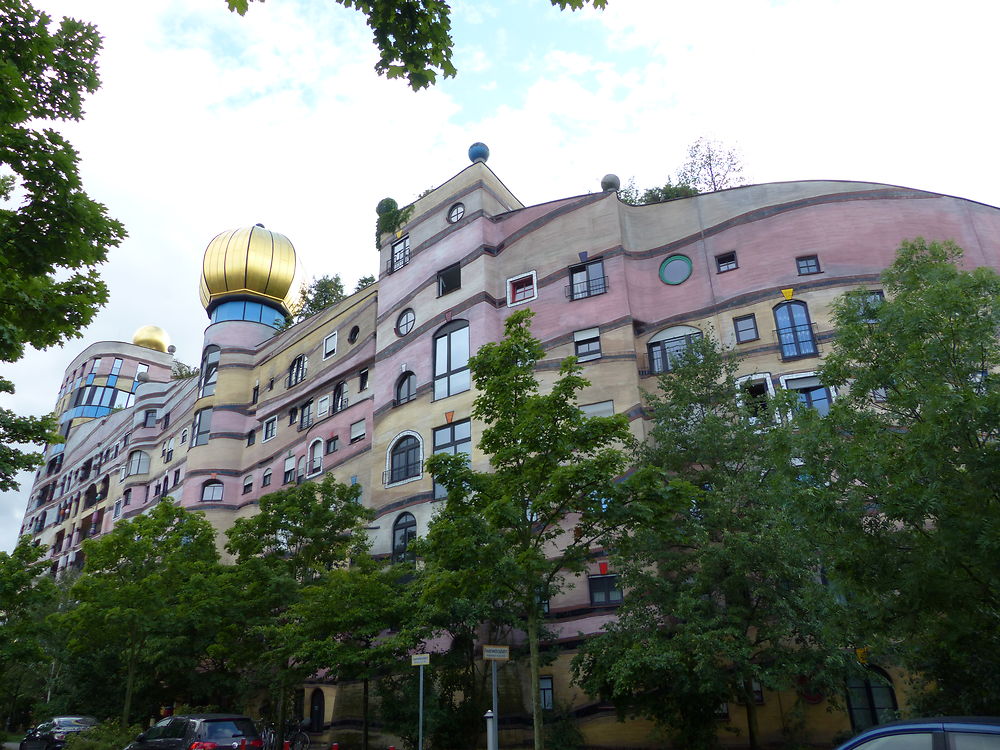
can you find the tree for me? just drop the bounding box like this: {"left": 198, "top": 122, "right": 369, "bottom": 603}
{"left": 799, "top": 238, "right": 1000, "bottom": 714}
{"left": 423, "top": 309, "right": 635, "bottom": 750}
{"left": 574, "top": 337, "right": 858, "bottom": 749}
{"left": 61, "top": 502, "right": 222, "bottom": 724}
{"left": 675, "top": 137, "right": 746, "bottom": 192}
{"left": 289, "top": 274, "right": 347, "bottom": 324}
{"left": 0, "top": 0, "right": 125, "bottom": 489}
{"left": 618, "top": 178, "right": 698, "bottom": 206}
{"left": 354, "top": 274, "right": 376, "bottom": 292}
{"left": 223, "top": 0, "right": 608, "bottom": 90}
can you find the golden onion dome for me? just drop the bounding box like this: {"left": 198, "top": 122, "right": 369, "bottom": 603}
{"left": 198, "top": 225, "right": 297, "bottom": 315}
{"left": 133, "top": 325, "right": 170, "bottom": 352}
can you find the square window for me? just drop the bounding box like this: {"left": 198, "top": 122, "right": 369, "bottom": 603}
{"left": 568, "top": 259, "right": 607, "bottom": 300}
{"left": 437, "top": 263, "right": 461, "bottom": 296}
{"left": 507, "top": 272, "right": 537, "bottom": 306}
{"left": 263, "top": 417, "right": 277, "bottom": 442}
{"left": 796, "top": 255, "right": 821, "bottom": 275}
{"left": 784, "top": 374, "right": 832, "bottom": 416}
{"left": 715, "top": 251, "right": 738, "bottom": 273}
{"left": 323, "top": 332, "right": 338, "bottom": 359}
{"left": 589, "top": 574, "right": 623, "bottom": 606}
{"left": 733, "top": 314, "right": 759, "bottom": 343}
{"left": 350, "top": 419, "right": 366, "bottom": 443}
{"left": 573, "top": 327, "right": 601, "bottom": 362}
{"left": 325, "top": 436, "right": 338, "bottom": 454}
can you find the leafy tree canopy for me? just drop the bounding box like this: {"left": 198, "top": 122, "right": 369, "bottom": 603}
{"left": 0, "top": 0, "right": 125, "bottom": 488}
{"left": 618, "top": 178, "right": 698, "bottom": 206}
{"left": 223, "top": 0, "right": 608, "bottom": 90}
{"left": 354, "top": 273, "right": 376, "bottom": 292}
{"left": 288, "top": 274, "right": 346, "bottom": 324}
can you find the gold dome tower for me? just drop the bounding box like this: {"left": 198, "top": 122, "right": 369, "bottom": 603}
{"left": 132, "top": 325, "right": 170, "bottom": 352}
{"left": 199, "top": 225, "right": 298, "bottom": 323}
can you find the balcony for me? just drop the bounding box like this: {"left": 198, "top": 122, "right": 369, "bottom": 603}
{"left": 383, "top": 462, "right": 421, "bottom": 485}
{"left": 565, "top": 275, "right": 609, "bottom": 300}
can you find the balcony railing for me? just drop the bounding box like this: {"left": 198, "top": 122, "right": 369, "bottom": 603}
{"left": 774, "top": 323, "right": 818, "bottom": 361}
{"left": 565, "top": 276, "right": 609, "bottom": 300}
{"left": 383, "top": 463, "right": 421, "bottom": 485}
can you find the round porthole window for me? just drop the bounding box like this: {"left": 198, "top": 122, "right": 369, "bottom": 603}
{"left": 659, "top": 254, "right": 692, "bottom": 285}
{"left": 447, "top": 203, "right": 465, "bottom": 224}
{"left": 348, "top": 325, "right": 360, "bottom": 343}
{"left": 395, "top": 308, "right": 416, "bottom": 336}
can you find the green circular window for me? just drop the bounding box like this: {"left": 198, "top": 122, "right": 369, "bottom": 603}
{"left": 659, "top": 254, "right": 692, "bottom": 285}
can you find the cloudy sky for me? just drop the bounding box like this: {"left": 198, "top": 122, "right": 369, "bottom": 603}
{"left": 3, "top": 0, "right": 998, "bottom": 552}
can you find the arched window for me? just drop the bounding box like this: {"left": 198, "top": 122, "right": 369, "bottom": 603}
{"left": 433, "top": 320, "right": 470, "bottom": 399}
{"left": 395, "top": 372, "right": 417, "bottom": 405}
{"left": 201, "top": 480, "right": 224, "bottom": 502}
{"left": 288, "top": 354, "right": 308, "bottom": 386}
{"left": 773, "top": 300, "right": 817, "bottom": 360}
{"left": 333, "top": 381, "right": 347, "bottom": 412}
{"left": 125, "top": 450, "right": 150, "bottom": 476}
{"left": 308, "top": 439, "right": 323, "bottom": 475}
{"left": 200, "top": 345, "right": 220, "bottom": 397}
{"left": 846, "top": 666, "right": 898, "bottom": 732}
{"left": 646, "top": 325, "right": 702, "bottom": 374}
{"left": 262, "top": 468, "right": 272, "bottom": 487}
{"left": 392, "top": 512, "right": 417, "bottom": 563}
{"left": 388, "top": 435, "right": 421, "bottom": 484}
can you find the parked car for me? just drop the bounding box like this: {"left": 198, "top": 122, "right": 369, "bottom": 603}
{"left": 125, "top": 714, "right": 261, "bottom": 750}
{"left": 20, "top": 716, "right": 98, "bottom": 750}
{"left": 835, "top": 717, "right": 1000, "bottom": 749}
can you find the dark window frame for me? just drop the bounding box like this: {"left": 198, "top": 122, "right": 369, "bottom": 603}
{"left": 733, "top": 314, "right": 759, "bottom": 343}
{"left": 392, "top": 512, "right": 417, "bottom": 563}
{"left": 774, "top": 301, "right": 818, "bottom": 360}
{"left": 437, "top": 263, "right": 461, "bottom": 297}
{"left": 796, "top": 255, "right": 821, "bottom": 275}
{"left": 715, "top": 251, "right": 738, "bottom": 273}
{"left": 433, "top": 320, "right": 471, "bottom": 400}
{"left": 568, "top": 259, "right": 607, "bottom": 300}
{"left": 588, "top": 574, "right": 623, "bottom": 606}
{"left": 396, "top": 371, "right": 417, "bottom": 406}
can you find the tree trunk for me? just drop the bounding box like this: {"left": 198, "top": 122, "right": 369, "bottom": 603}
{"left": 276, "top": 679, "right": 287, "bottom": 750}
{"left": 743, "top": 681, "right": 759, "bottom": 750}
{"left": 362, "top": 677, "right": 369, "bottom": 750}
{"left": 123, "top": 642, "right": 138, "bottom": 726}
{"left": 527, "top": 610, "right": 544, "bottom": 750}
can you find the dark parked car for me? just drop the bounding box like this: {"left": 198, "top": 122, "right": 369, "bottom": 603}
{"left": 126, "top": 715, "right": 261, "bottom": 750}
{"left": 20, "top": 716, "right": 98, "bottom": 750}
{"left": 835, "top": 717, "right": 1000, "bottom": 749}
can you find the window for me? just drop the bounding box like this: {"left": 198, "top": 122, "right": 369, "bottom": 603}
{"left": 659, "top": 254, "right": 692, "bottom": 285}
{"left": 433, "top": 419, "right": 471, "bottom": 499}
{"left": 299, "top": 400, "right": 313, "bottom": 429}
{"left": 437, "top": 263, "right": 461, "bottom": 296}
{"left": 201, "top": 480, "right": 224, "bottom": 502}
{"left": 774, "top": 301, "right": 817, "bottom": 359}
{"left": 796, "top": 255, "right": 821, "bottom": 275}
{"left": 389, "top": 236, "right": 411, "bottom": 274}
{"left": 323, "top": 331, "right": 338, "bottom": 359}
{"left": 283, "top": 457, "right": 296, "bottom": 484}
{"left": 242, "top": 476, "right": 253, "bottom": 495}
{"left": 580, "top": 400, "right": 614, "bottom": 418}
{"left": 125, "top": 450, "right": 149, "bottom": 476}
{"left": 333, "top": 381, "right": 348, "bottom": 412}
{"left": 396, "top": 372, "right": 417, "bottom": 405}
{"left": 326, "top": 436, "right": 338, "bottom": 454}
{"left": 433, "top": 321, "right": 470, "bottom": 399}
{"left": 192, "top": 408, "right": 212, "bottom": 446}
{"left": 110, "top": 358, "right": 123, "bottom": 376}
{"left": 123, "top": 488, "right": 131, "bottom": 506}
{"left": 739, "top": 375, "right": 774, "bottom": 422}
{"left": 165, "top": 438, "right": 174, "bottom": 463}
{"left": 507, "top": 272, "right": 537, "bottom": 306}
{"left": 733, "top": 314, "right": 759, "bottom": 343}
{"left": 262, "top": 469, "right": 272, "bottom": 487}
{"left": 162, "top": 412, "right": 170, "bottom": 429}
{"left": 288, "top": 355, "right": 308, "bottom": 386}
{"left": 200, "top": 346, "right": 220, "bottom": 397}
{"left": 350, "top": 419, "right": 366, "bottom": 443}
{"left": 715, "top": 251, "right": 738, "bottom": 273}
{"left": 858, "top": 289, "right": 885, "bottom": 323}
{"left": 173, "top": 469, "right": 180, "bottom": 486}
{"left": 447, "top": 202, "right": 465, "bottom": 223}
{"left": 539, "top": 676, "right": 554, "bottom": 711}
{"left": 568, "top": 259, "right": 607, "bottom": 300}
{"left": 573, "top": 328, "right": 601, "bottom": 362}
{"left": 251, "top": 384, "right": 259, "bottom": 404}
{"left": 359, "top": 368, "right": 369, "bottom": 391}
{"left": 143, "top": 409, "right": 156, "bottom": 428}
{"left": 846, "top": 667, "right": 898, "bottom": 733}
{"left": 246, "top": 429, "right": 256, "bottom": 446}
{"left": 392, "top": 512, "right": 417, "bottom": 563}
{"left": 589, "top": 574, "right": 623, "bottom": 605}
{"left": 396, "top": 308, "right": 416, "bottom": 336}
{"left": 784, "top": 374, "right": 832, "bottom": 416}
{"left": 308, "top": 439, "right": 323, "bottom": 475}
{"left": 348, "top": 325, "right": 360, "bottom": 344}
{"left": 263, "top": 417, "right": 277, "bottom": 441}
{"left": 647, "top": 326, "right": 702, "bottom": 374}
{"left": 387, "top": 435, "right": 422, "bottom": 484}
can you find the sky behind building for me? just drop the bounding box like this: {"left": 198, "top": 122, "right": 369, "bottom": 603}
{"left": 3, "top": 0, "right": 999, "bottom": 551}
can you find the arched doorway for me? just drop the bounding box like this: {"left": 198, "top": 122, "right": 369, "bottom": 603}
{"left": 309, "top": 688, "right": 324, "bottom": 733}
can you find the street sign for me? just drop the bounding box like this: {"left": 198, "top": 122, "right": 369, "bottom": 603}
{"left": 411, "top": 653, "right": 430, "bottom": 666}
{"left": 483, "top": 645, "right": 510, "bottom": 661}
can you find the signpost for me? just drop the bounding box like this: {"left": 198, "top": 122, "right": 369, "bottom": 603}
{"left": 411, "top": 654, "right": 430, "bottom": 750}
{"left": 482, "top": 645, "right": 509, "bottom": 750}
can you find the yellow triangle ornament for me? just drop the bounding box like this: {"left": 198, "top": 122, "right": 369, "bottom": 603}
{"left": 781, "top": 288, "right": 794, "bottom": 300}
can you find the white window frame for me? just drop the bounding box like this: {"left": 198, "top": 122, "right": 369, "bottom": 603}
{"left": 573, "top": 327, "right": 601, "bottom": 362}
{"left": 317, "top": 395, "right": 330, "bottom": 418}
{"left": 350, "top": 419, "right": 366, "bottom": 443}
{"left": 384, "top": 430, "right": 424, "bottom": 488}
{"left": 737, "top": 372, "right": 776, "bottom": 425}
{"left": 580, "top": 400, "right": 615, "bottom": 418}
{"left": 308, "top": 439, "right": 324, "bottom": 476}
{"left": 779, "top": 371, "right": 835, "bottom": 416}
{"left": 323, "top": 331, "right": 338, "bottom": 359}
{"left": 506, "top": 270, "right": 538, "bottom": 307}
{"left": 262, "top": 416, "right": 277, "bottom": 442}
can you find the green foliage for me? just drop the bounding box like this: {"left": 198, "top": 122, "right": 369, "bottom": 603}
{"left": 618, "top": 177, "right": 698, "bottom": 206}
{"left": 63, "top": 720, "right": 143, "bottom": 750}
{"left": 0, "top": 0, "right": 125, "bottom": 490}
{"left": 421, "top": 309, "right": 635, "bottom": 750}
{"left": 223, "top": 0, "right": 607, "bottom": 90}
{"left": 288, "top": 274, "right": 347, "bottom": 325}
{"left": 170, "top": 360, "right": 199, "bottom": 379}
{"left": 354, "top": 274, "right": 376, "bottom": 292}
{"left": 544, "top": 704, "right": 585, "bottom": 750}
{"left": 800, "top": 238, "right": 1000, "bottom": 714}
{"left": 375, "top": 198, "right": 413, "bottom": 250}
{"left": 575, "top": 336, "right": 857, "bottom": 750}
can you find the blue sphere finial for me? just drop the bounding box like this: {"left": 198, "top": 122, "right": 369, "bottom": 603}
{"left": 469, "top": 142, "right": 490, "bottom": 163}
